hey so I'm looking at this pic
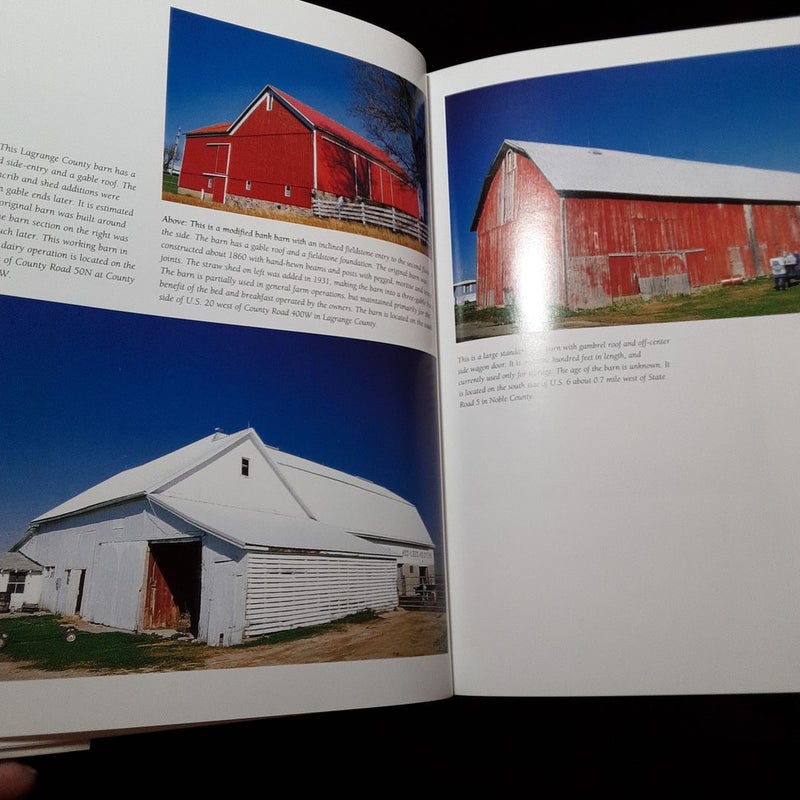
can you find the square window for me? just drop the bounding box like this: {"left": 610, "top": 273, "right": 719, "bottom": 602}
{"left": 8, "top": 571, "right": 25, "bottom": 594}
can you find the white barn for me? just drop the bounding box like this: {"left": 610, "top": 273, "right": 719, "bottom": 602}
{"left": 12, "top": 428, "right": 435, "bottom": 646}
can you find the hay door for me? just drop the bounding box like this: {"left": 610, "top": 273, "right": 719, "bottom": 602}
{"left": 142, "top": 541, "right": 201, "bottom": 636}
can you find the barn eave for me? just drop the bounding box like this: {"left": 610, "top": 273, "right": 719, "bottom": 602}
{"left": 557, "top": 189, "right": 800, "bottom": 205}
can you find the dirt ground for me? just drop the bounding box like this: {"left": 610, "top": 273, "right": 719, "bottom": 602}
{"left": 0, "top": 609, "right": 449, "bottom": 681}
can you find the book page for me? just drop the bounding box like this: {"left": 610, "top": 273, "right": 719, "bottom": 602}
{"left": 429, "top": 17, "right": 800, "bottom": 695}
{"left": 0, "top": 0, "right": 451, "bottom": 748}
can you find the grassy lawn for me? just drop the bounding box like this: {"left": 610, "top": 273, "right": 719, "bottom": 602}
{"left": 162, "top": 171, "right": 178, "bottom": 194}
{"left": 457, "top": 276, "right": 800, "bottom": 336}
{"left": 0, "top": 615, "right": 205, "bottom": 673}
{"left": 0, "top": 611, "right": 382, "bottom": 675}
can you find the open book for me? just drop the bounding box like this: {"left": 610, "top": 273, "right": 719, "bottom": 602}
{"left": 2, "top": 0, "right": 800, "bottom": 758}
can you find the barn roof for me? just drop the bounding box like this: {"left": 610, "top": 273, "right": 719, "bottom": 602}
{"left": 472, "top": 140, "right": 800, "bottom": 229}
{"left": 185, "top": 84, "right": 412, "bottom": 182}
{"left": 0, "top": 551, "right": 42, "bottom": 573}
{"left": 31, "top": 429, "right": 433, "bottom": 554}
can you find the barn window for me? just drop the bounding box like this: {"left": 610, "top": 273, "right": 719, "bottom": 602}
{"left": 284, "top": 185, "right": 291, "bottom": 197}
{"left": 7, "top": 572, "right": 26, "bottom": 594}
{"left": 241, "top": 457, "right": 250, "bottom": 477}
{"left": 207, "top": 178, "right": 212, "bottom": 189}
{"left": 265, "top": 94, "right": 273, "bottom": 111}
{"left": 246, "top": 180, "right": 252, "bottom": 191}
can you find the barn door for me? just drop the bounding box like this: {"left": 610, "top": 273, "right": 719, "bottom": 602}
{"left": 204, "top": 143, "right": 230, "bottom": 204}
{"left": 608, "top": 255, "right": 638, "bottom": 300}
{"left": 142, "top": 541, "right": 201, "bottom": 635}
{"left": 210, "top": 177, "right": 225, "bottom": 203}
{"left": 55, "top": 568, "right": 86, "bottom": 616}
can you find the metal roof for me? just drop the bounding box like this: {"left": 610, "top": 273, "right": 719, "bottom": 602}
{"left": 472, "top": 140, "right": 800, "bottom": 230}
{"left": 150, "top": 495, "right": 393, "bottom": 556}
{"left": 186, "top": 85, "right": 412, "bottom": 181}
{"left": 507, "top": 140, "right": 800, "bottom": 202}
{"left": 0, "top": 551, "right": 42, "bottom": 572}
{"left": 32, "top": 429, "right": 433, "bottom": 553}
{"left": 32, "top": 431, "right": 236, "bottom": 521}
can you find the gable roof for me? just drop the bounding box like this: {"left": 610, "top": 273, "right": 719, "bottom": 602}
{"left": 32, "top": 430, "right": 237, "bottom": 522}
{"left": 0, "top": 551, "right": 42, "bottom": 573}
{"left": 472, "top": 139, "right": 800, "bottom": 229}
{"left": 186, "top": 84, "right": 412, "bottom": 182}
{"left": 30, "top": 429, "right": 433, "bottom": 554}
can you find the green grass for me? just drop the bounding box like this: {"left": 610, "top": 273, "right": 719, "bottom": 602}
{"left": 0, "top": 610, "right": 383, "bottom": 673}
{"left": 0, "top": 615, "right": 205, "bottom": 673}
{"left": 162, "top": 171, "right": 179, "bottom": 194}
{"left": 457, "top": 276, "right": 800, "bottom": 335}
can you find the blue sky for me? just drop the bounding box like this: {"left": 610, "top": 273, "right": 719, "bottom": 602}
{"left": 164, "top": 8, "right": 408, "bottom": 158}
{"left": 445, "top": 44, "right": 800, "bottom": 283}
{"left": 0, "top": 295, "right": 444, "bottom": 558}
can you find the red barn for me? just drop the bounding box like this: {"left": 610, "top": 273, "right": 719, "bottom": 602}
{"left": 471, "top": 140, "right": 800, "bottom": 310}
{"left": 178, "top": 84, "right": 421, "bottom": 220}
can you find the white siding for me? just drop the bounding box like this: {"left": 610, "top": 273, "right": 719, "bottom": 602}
{"left": 0, "top": 571, "right": 43, "bottom": 610}
{"left": 201, "top": 545, "right": 247, "bottom": 647}
{"left": 84, "top": 540, "right": 148, "bottom": 630}
{"left": 163, "top": 438, "right": 307, "bottom": 518}
{"left": 21, "top": 500, "right": 196, "bottom": 631}
{"left": 244, "top": 552, "right": 397, "bottom": 637}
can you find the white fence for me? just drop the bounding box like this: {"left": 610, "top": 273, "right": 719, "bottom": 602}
{"left": 313, "top": 197, "right": 429, "bottom": 246}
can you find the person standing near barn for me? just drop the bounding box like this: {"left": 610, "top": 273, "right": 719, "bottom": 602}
{"left": 771, "top": 255, "right": 789, "bottom": 290}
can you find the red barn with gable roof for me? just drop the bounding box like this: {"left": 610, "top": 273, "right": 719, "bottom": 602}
{"left": 177, "top": 84, "right": 421, "bottom": 220}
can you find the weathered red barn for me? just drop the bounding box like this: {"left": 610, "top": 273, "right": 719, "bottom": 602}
{"left": 178, "top": 84, "right": 421, "bottom": 220}
{"left": 471, "top": 140, "right": 800, "bottom": 310}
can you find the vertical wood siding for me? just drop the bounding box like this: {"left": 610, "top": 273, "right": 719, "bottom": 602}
{"left": 475, "top": 155, "right": 563, "bottom": 308}
{"left": 179, "top": 96, "right": 420, "bottom": 218}
{"left": 475, "top": 148, "right": 800, "bottom": 310}
{"left": 244, "top": 552, "right": 397, "bottom": 637}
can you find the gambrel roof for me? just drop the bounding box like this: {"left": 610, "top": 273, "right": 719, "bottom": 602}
{"left": 30, "top": 429, "right": 433, "bottom": 555}
{"left": 472, "top": 139, "right": 800, "bottom": 229}
{"left": 185, "top": 84, "right": 412, "bottom": 182}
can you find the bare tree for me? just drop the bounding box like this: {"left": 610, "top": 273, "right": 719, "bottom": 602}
{"left": 349, "top": 64, "right": 427, "bottom": 204}
{"left": 163, "top": 129, "right": 182, "bottom": 174}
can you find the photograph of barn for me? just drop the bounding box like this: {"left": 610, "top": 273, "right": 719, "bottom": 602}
{"left": 0, "top": 295, "right": 445, "bottom": 658}
{"left": 471, "top": 140, "right": 800, "bottom": 311}
{"left": 164, "top": 9, "right": 428, "bottom": 245}
{"left": 177, "top": 84, "right": 422, "bottom": 224}
{"left": 11, "top": 427, "right": 435, "bottom": 647}
{"left": 444, "top": 42, "right": 800, "bottom": 338}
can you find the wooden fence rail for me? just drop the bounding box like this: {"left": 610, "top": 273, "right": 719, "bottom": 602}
{"left": 312, "top": 198, "right": 429, "bottom": 246}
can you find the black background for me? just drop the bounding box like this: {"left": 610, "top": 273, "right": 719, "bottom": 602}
{"left": 10, "top": 2, "right": 800, "bottom": 793}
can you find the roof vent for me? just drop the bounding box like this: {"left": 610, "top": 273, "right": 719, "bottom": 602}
{"left": 590, "top": 150, "right": 603, "bottom": 155}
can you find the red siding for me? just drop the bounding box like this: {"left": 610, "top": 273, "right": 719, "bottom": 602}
{"left": 475, "top": 150, "right": 800, "bottom": 310}
{"left": 178, "top": 91, "right": 420, "bottom": 218}
{"left": 475, "top": 154, "right": 563, "bottom": 307}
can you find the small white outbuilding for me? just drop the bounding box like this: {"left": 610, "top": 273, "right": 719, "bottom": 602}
{"left": 13, "top": 428, "right": 435, "bottom": 645}
{"left": 0, "top": 552, "right": 44, "bottom": 612}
